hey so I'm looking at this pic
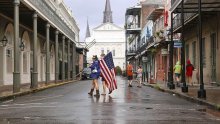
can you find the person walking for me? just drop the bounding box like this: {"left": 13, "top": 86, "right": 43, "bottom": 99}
{"left": 174, "top": 61, "right": 181, "bottom": 87}
{"left": 186, "top": 59, "right": 194, "bottom": 86}
{"left": 88, "top": 55, "right": 101, "bottom": 97}
{"left": 100, "top": 53, "right": 107, "bottom": 95}
{"left": 127, "top": 62, "right": 133, "bottom": 87}
{"left": 137, "top": 65, "right": 143, "bottom": 88}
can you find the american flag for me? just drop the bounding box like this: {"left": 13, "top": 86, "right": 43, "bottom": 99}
{"left": 100, "top": 52, "right": 117, "bottom": 94}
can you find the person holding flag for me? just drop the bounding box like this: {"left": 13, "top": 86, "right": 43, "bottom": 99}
{"left": 100, "top": 52, "right": 117, "bottom": 94}
{"left": 100, "top": 53, "right": 107, "bottom": 95}
{"left": 88, "top": 55, "right": 101, "bottom": 97}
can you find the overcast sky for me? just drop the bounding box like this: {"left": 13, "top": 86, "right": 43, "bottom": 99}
{"left": 64, "top": 0, "right": 139, "bottom": 42}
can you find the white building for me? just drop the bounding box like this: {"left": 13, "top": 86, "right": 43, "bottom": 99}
{"left": 0, "top": 0, "right": 79, "bottom": 92}
{"left": 86, "top": 0, "right": 125, "bottom": 70}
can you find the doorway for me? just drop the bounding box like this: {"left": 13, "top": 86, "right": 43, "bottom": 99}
{"left": 210, "top": 33, "right": 217, "bottom": 82}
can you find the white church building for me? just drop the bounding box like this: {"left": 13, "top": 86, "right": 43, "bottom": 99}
{"left": 86, "top": 0, "right": 125, "bottom": 70}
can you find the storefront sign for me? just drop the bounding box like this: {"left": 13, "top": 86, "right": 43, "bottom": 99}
{"left": 174, "top": 41, "right": 182, "bottom": 48}
{"left": 142, "top": 56, "right": 148, "bottom": 62}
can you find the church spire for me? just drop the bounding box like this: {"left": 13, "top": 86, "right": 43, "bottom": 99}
{"left": 85, "top": 18, "right": 91, "bottom": 38}
{"left": 103, "top": 0, "right": 113, "bottom": 23}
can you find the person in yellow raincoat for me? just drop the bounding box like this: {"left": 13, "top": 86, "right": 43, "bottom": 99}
{"left": 174, "top": 61, "right": 181, "bottom": 86}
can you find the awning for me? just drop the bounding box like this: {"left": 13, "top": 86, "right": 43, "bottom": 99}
{"left": 135, "top": 54, "right": 141, "bottom": 59}
{"left": 170, "top": 0, "right": 220, "bottom": 13}
{"left": 146, "top": 42, "right": 155, "bottom": 50}
{"left": 127, "top": 56, "right": 135, "bottom": 61}
{"left": 141, "top": 49, "right": 148, "bottom": 56}
{"left": 147, "top": 7, "right": 165, "bottom": 21}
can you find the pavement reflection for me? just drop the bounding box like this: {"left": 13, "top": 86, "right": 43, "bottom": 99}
{"left": 0, "top": 76, "right": 219, "bottom": 124}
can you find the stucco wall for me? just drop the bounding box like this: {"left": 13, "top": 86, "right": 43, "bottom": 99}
{"left": 184, "top": 14, "right": 220, "bottom": 84}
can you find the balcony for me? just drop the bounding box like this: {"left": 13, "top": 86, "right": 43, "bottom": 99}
{"left": 125, "top": 6, "right": 141, "bottom": 34}
{"left": 127, "top": 50, "right": 136, "bottom": 56}
{"left": 170, "top": 0, "right": 220, "bottom": 32}
{"left": 126, "top": 19, "right": 141, "bottom": 34}
{"left": 146, "top": 5, "right": 165, "bottom": 42}
{"left": 126, "top": 25, "right": 141, "bottom": 34}
{"left": 136, "top": 41, "right": 148, "bottom": 54}
{"left": 173, "top": 13, "right": 197, "bottom": 32}
{"left": 147, "top": 6, "right": 164, "bottom": 22}
{"left": 170, "top": 0, "right": 220, "bottom": 13}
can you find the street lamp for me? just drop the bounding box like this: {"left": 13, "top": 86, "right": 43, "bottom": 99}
{"left": 1, "top": 35, "right": 8, "bottom": 47}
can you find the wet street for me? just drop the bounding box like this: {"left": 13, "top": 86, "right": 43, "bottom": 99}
{"left": 0, "top": 77, "right": 220, "bottom": 124}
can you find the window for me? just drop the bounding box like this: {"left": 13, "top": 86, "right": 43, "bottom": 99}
{"left": 51, "top": 61, "right": 54, "bottom": 73}
{"left": 113, "top": 49, "right": 115, "bottom": 56}
{"left": 202, "top": 38, "right": 206, "bottom": 67}
{"left": 23, "top": 52, "right": 28, "bottom": 73}
{"left": 192, "top": 41, "right": 196, "bottom": 67}
{"left": 185, "top": 44, "right": 189, "bottom": 60}
{"left": 7, "top": 49, "right": 13, "bottom": 73}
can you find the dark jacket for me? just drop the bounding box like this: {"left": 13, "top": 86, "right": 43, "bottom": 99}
{"left": 89, "top": 60, "right": 101, "bottom": 79}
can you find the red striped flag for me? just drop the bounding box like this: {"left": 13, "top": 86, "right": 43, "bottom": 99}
{"left": 100, "top": 52, "right": 117, "bottom": 94}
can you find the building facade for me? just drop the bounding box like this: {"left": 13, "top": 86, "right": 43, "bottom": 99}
{"left": 0, "top": 0, "right": 79, "bottom": 92}
{"left": 171, "top": 0, "right": 220, "bottom": 85}
{"left": 126, "top": 0, "right": 220, "bottom": 90}
{"left": 87, "top": 0, "right": 125, "bottom": 70}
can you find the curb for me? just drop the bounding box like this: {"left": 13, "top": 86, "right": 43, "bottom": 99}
{"left": 144, "top": 83, "right": 220, "bottom": 111}
{"left": 0, "top": 80, "right": 79, "bottom": 102}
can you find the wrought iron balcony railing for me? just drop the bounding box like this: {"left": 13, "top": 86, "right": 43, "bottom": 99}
{"left": 127, "top": 50, "right": 136, "bottom": 56}
{"left": 173, "top": 13, "right": 197, "bottom": 31}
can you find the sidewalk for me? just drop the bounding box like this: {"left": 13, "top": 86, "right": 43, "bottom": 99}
{"left": 144, "top": 82, "right": 220, "bottom": 111}
{"left": 0, "top": 80, "right": 78, "bottom": 101}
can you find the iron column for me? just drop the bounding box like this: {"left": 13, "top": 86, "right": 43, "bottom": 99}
{"left": 13, "top": 0, "right": 21, "bottom": 93}
{"left": 198, "top": 0, "right": 206, "bottom": 98}
{"left": 55, "top": 30, "right": 59, "bottom": 83}
{"left": 72, "top": 43, "right": 76, "bottom": 79}
{"left": 168, "top": 12, "right": 175, "bottom": 89}
{"left": 67, "top": 39, "right": 70, "bottom": 80}
{"left": 46, "top": 23, "right": 50, "bottom": 84}
{"left": 181, "top": 1, "right": 188, "bottom": 92}
{"left": 62, "top": 36, "right": 65, "bottom": 81}
{"left": 31, "top": 12, "right": 38, "bottom": 89}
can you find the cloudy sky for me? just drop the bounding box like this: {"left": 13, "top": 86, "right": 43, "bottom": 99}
{"left": 64, "top": 0, "right": 139, "bottom": 42}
